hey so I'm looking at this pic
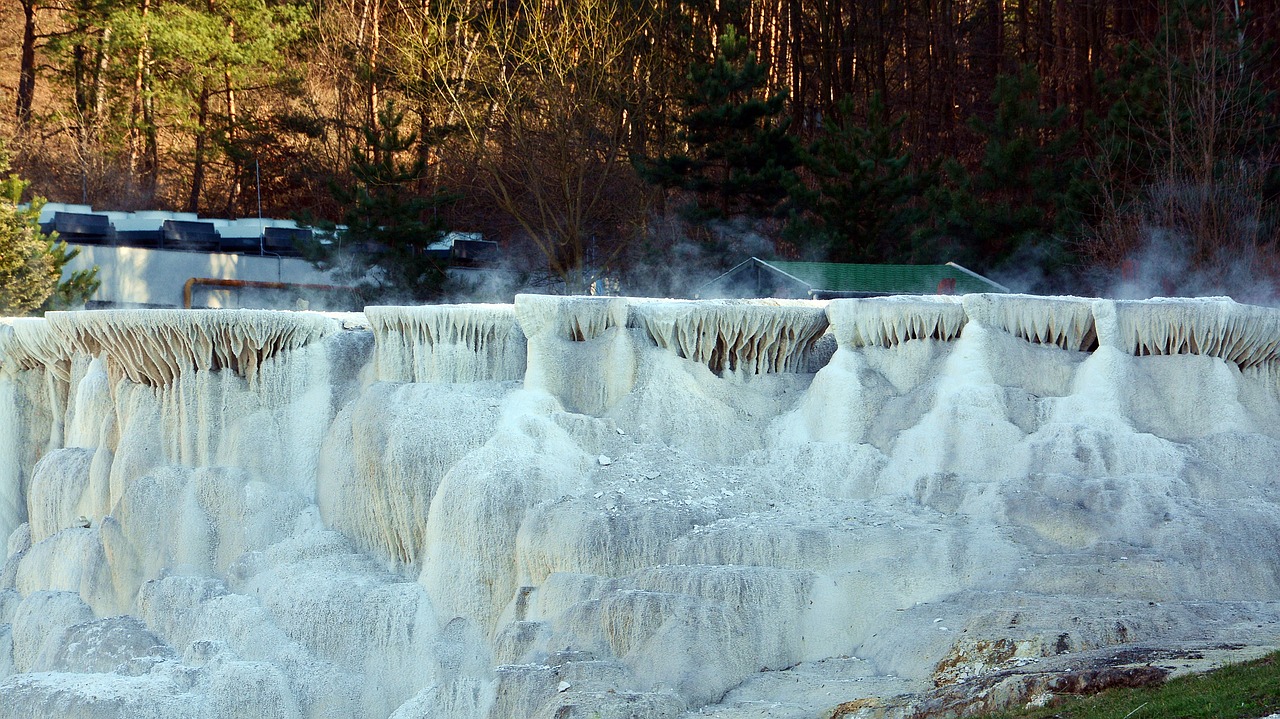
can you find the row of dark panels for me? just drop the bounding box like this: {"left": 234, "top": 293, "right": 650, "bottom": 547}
{"left": 44, "top": 213, "right": 308, "bottom": 256}
{"left": 43, "top": 212, "right": 502, "bottom": 265}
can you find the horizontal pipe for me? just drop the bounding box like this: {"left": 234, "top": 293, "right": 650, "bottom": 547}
{"left": 183, "top": 277, "right": 359, "bottom": 309}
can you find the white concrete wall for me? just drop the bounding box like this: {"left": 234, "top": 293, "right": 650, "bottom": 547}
{"left": 64, "top": 244, "right": 347, "bottom": 309}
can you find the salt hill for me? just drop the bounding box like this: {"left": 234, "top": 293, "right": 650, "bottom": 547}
{"left": 1, "top": 295, "right": 1279, "bottom": 718}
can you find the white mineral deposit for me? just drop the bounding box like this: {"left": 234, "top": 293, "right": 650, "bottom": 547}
{"left": 2, "top": 294, "right": 1280, "bottom": 718}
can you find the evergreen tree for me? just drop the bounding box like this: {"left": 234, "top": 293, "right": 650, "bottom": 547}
{"left": 636, "top": 25, "right": 801, "bottom": 223}
{"left": 0, "top": 144, "right": 99, "bottom": 315}
{"left": 789, "top": 94, "right": 924, "bottom": 263}
{"left": 305, "top": 102, "right": 455, "bottom": 303}
{"left": 919, "top": 66, "right": 1083, "bottom": 272}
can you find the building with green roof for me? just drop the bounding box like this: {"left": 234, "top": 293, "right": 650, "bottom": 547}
{"left": 698, "top": 257, "right": 1010, "bottom": 299}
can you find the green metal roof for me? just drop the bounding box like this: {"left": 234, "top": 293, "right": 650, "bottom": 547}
{"left": 764, "top": 260, "right": 1009, "bottom": 295}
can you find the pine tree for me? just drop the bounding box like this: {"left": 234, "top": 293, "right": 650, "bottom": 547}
{"left": 636, "top": 25, "right": 801, "bottom": 223}
{"left": 789, "top": 94, "right": 924, "bottom": 263}
{"left": 305, "top": 102, "right": 455, "bottom": 303}
{"left": 918, "top": 66, "right": 1083, "bottom": 273}
{"left": 0, "top": 144, "right": 99, "bottom": 315}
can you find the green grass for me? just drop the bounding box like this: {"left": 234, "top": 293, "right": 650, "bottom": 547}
{"left": 981, "top": 651, "right": 1280, "bottom": 719}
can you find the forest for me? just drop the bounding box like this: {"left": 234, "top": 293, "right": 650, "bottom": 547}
{"left": 2, "top": 0, "right": 1278, "bottom": 299}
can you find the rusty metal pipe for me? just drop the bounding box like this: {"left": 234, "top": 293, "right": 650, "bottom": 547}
{"left": 183, "top": 277, "right": 359, "bottom": 309}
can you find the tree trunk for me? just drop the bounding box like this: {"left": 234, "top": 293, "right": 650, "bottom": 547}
{"left": 358, "top": 0, "right": 382, "bottom": 156}
{"left": 188, "top": 82, "right": 211, "bottom": 213}
{"left": 225, "top": 24, "right": 240, "bottom": 217}
{"left": 128, "top": 0, "right": 157, "bottom": 200}
{"left": 371, "top": 0, "right": 381, "bottom": 145}
{"left": 93, "top": 26, "right": 111, "bottom": 126}
{"left": 142, "top": 74, "right": 158, "bottom": 199}
{"left": 72, "top": 0, "right": 94, "bottom": 121}
{"left": 226, "top": 72, "right": 240, "bottom": 217}
{"left": 17, "top": 0, "right": 37, "bottom": 125}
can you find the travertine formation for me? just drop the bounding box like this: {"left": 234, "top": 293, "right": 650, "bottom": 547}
{"left": 2, "top": 294, "right": 1280, "bottom": 718}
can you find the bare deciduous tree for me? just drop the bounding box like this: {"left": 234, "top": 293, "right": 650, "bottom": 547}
{"left": 1083, "top": 0, "right": 1278, "bottom": 286}
{"left": 413, "top": 0, "right": 650, "bottom": 293}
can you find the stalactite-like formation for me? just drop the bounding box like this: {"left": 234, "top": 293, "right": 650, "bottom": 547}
{"left": 42, "top": 310, "right": 339, "bottom": 386}
{"left": 826, "top": 296, "right": 967, "bottom": 349}
{"left": 962, "top": 294, "right": 1099, "bottom": 351}
{"left": 0, "top": 318, "right": 72, "bottom": 380}
{"left": 1104, "top": 298, "right": 1280, "bottom": 369}
{"left": 514, "top": 295, "right": 629, "bottom": 342}
{"left": 630, "top": 299, "right": 829, "bottom": 374}
{"left": 366, "top": 304, "right": 526, "bottom": 383}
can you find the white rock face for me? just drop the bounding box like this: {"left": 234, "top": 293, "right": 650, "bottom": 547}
{"left": 2, "top": 295, "right": 1280, "bottom": 718}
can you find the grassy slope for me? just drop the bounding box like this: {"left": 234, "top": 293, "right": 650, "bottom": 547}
{"left": 983, "top": 651, "right": 1280, "bottom": 719}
